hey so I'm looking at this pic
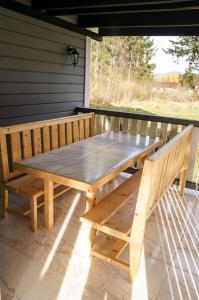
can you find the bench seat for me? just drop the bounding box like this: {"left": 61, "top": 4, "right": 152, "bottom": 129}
{"left": 5, "top": 175, "right": 67, "bottom": 197}
{"left": 81, "top": 169, "right": 142, "bottom": 242}
{"left": 5, "top": 175, "right": 70, "bottom": 230}
{"left": 81, "top": 171, "right": 142, "bottom": 271}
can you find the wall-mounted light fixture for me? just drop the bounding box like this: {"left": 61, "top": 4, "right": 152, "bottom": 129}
{"left": 67, "top": 46, "right": 79, "bottom": 68}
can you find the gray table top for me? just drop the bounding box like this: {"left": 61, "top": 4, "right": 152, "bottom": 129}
{"left": 15, "top": 132, "right": 159, "bottom": 185}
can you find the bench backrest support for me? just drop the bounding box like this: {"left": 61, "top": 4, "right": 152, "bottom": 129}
{"left": 0, "top": 113, "right": 94, "bottom": 182}
{"left": 130, "top": 125, "right": 193, "bottom": 281}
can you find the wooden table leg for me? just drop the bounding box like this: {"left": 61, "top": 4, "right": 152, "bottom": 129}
{"left": 44, "top": 179, "right": 54, "bottom": 229}
{"left": 86, "top": 190, "right": 97, "bottom": 248}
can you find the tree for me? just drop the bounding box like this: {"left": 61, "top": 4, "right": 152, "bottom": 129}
{"left": 165, "top": 36, "right": 199, "bottom": 89}
{"left": 160, "top": 73, "right": 180, "bottom": 83}
{"left": 165, "top": 36, "right": 199, "bottom": 71}
{"left": 179, "top": 70, "right": 197, "bottom": 89}
{"left": 90, "top": 36, "right": 155, "bottom": 82}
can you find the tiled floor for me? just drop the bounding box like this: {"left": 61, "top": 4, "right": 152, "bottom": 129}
{"left": 0, "top": 173, "right": 199, "bottom": 300}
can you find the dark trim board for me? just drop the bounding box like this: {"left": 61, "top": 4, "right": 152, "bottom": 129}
{"left": 32, "top": 0, "right": 199, "bottom": 10}
{"left": 78, "top": 10, "right": 199, "bottom": 28}
{"left": 0, "top": 0, "right": 102, "bottom": 41}
{"left": 99, "top": 26, "right": 199, "bottom": 36}
{"left": 46, "top": 1, "right": 198, "bottom": 15}
{"left": 75, "top": 107, "right": 199, "bottom": 127}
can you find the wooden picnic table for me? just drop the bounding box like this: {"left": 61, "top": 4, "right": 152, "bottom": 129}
{"left": 14, "top": 131, "right": 160, "bottom": 230}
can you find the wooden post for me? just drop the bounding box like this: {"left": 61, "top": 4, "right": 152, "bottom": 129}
{"left": 179, "top": 169, "right": 187, "bottom": 197}
{"left": 30, "top": 195, "right": 37, "bottom": 231}
{"left": 187, "top": 127, "right": 199, "bottom": 181}
{"left": 130, "top": 160, "right": 153, "bottom": 282}
{"left": 44, "top": 179, "right": 54, "bottom": 230}
{"left": 0, "top": 182, "right": 8, "bottom": 218}
{"left": 179, "top": 129, "right": 193, "bottom": 197}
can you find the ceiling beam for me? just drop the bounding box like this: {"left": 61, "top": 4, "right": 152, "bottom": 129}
{"left": 32, "top": 0, "right": 195, "bottom": 10}
{"left": 46, "top": 1, "right": 199, "bottom": 16}
{"left": 78, "top": 10, "right": 199, "bottom": 27}
{"left": 0, "top": 0, "right": 102, "bottom": 41}
{"left": 99, "top": 26, "right": 199, "bottom": 36}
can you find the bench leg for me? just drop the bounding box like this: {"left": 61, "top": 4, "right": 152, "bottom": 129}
{"left": 30, "top": 195, "right": 37, "bottom": 232}
{"left": 86, "top": 190, "right": 97, "bottom": 248}
{"left": 0, "top": 183, "right": 8, "bottom": 218}
{"left": 179, "top": 169, "right": 187, "bottom": 197}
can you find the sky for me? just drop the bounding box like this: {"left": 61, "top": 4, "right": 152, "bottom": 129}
{"left": 151, "top": 36, "right": 188, "bottom": 74}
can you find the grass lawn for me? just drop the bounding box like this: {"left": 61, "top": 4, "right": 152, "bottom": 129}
{"left": 91, "top": 100, "right": 199, "bottom": 121}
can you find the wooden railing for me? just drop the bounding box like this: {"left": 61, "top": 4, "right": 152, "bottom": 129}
{"left": 75, "top": 107, "right": 199, "bottom": 188}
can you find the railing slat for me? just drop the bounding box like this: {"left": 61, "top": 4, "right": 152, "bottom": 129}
{"left": 150, "top": 121, "right": 158, "bottom": 138}
{"left": 170, "top": 124, "right": 178, "bottom": 139}
{"left": 105, "top": 116, "right": 111, "bottom": 132}
{"left": 114, "top": 117, "right": 120, "bottom": 132}
{"left": 97, "top": 115, "right": 104, "bottom": 134}
{"left": 122, "top": 118, "right": 129, "bottom": 133}
{"left": 140, "top": 120, "right": 148, "bottom": 136}
{"left": 160, "top": 123, "right": 169, "bottom": 143}
{"left": 131, "top": 120, "right": 138, "bottom": 135}
{"left": 85, "top": 118, "right": 90, "bottom": 138}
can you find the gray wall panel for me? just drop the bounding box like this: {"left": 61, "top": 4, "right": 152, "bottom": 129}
{"left": 0, "top": 42, "right": 85, "bottom": 66}
{"left": 0, "top": 83, "right": 84, "bottom": 94}
{"left": 0, "top": 7, "right": 86, "bottom": 125}
{"left": 0, "top": 14, "right": 85, "bottom": 47}
{"left": 0, "top": 71, "right": 84, "bottom": 84}
{"left": 0, "top": 29, "right": 85, "bottom": 57}
{"left": 0, "top": 57, "right": 85, "bottom": 75}
{"left": 0, "top": 93, "right": 83, "bottom": 106}
{"left": 0, "top": 102, "right": 83, "bottom": 118}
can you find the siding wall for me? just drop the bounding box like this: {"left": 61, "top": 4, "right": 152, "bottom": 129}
{"left": 0, "top": 7, "right": 86, "bottom": 125}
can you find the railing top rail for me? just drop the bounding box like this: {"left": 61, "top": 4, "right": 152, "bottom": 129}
{"left": 75, "top": 107, "right": 199, "bottom": 128}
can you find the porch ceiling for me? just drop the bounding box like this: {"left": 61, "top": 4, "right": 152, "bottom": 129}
{"left": 32, "top": 0, "right": 199, "bottom": 36}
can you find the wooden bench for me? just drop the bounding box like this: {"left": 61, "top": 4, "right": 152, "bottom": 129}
{"left": 81, "top": 125, "right": 193, "bottom": 281}
{"left": 0, "top": 112, "right": 94, "bottom": 231}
